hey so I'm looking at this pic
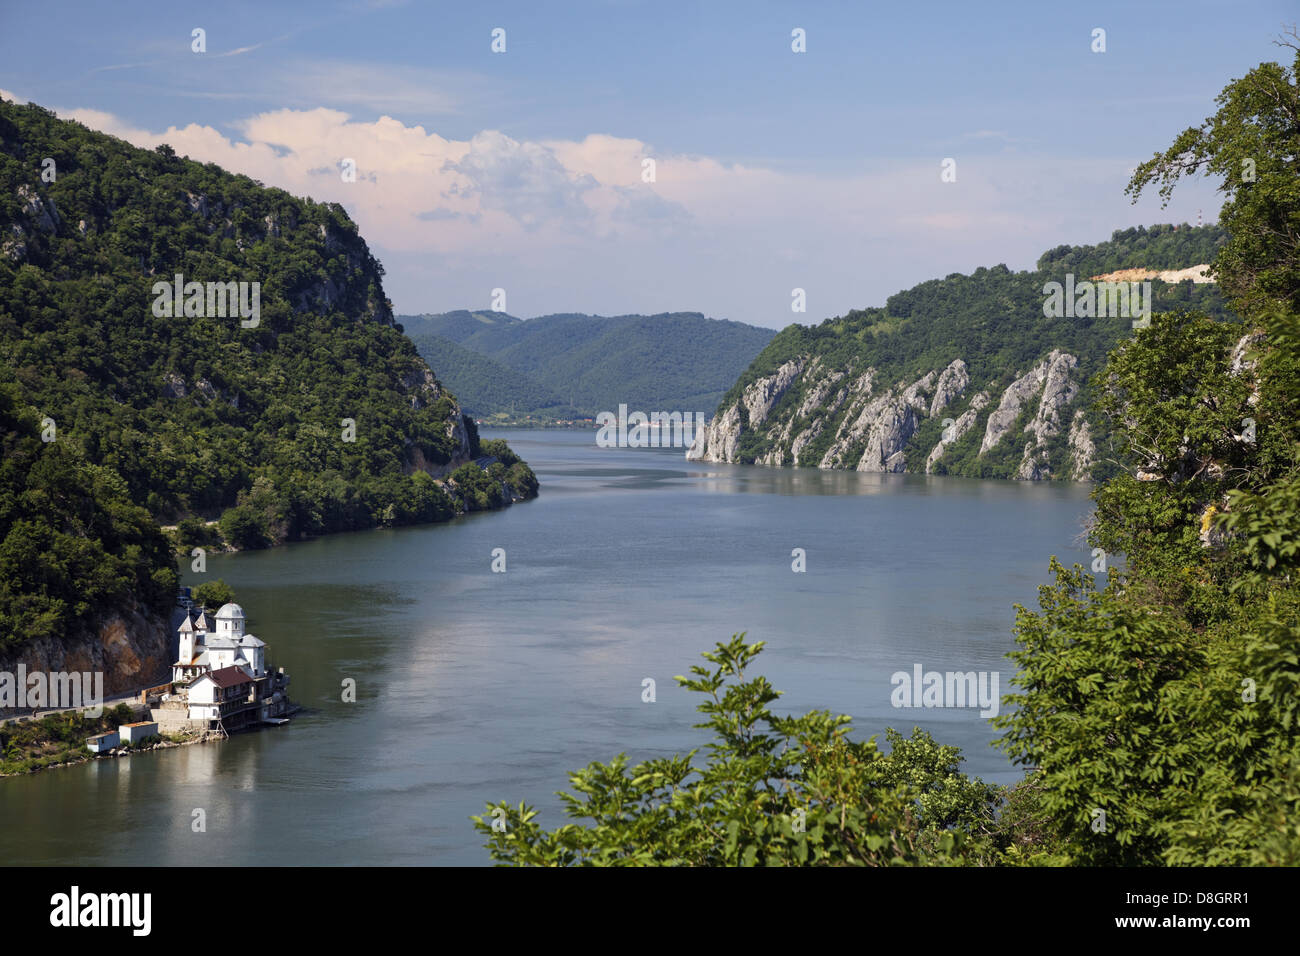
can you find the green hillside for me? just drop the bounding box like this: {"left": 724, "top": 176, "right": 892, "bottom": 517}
{"left": 695, "top": 224, "right": 1234, "bottom": 479}
{"left": 408, "top": 308, "right": 524, "bottom": 346}
{"left": 0, "top": 384, "right": 175, "bottom": 650}
{"left": 400, "top": 310, "right": 776, "bottom": 419}
{"left": 402, "top": 329, "right": 569, "bottom": 417}
{"left": 0, "top": 97, "right": 536, "bottom": 650}
{"left": 1037, "top": 223, "right": 1229, "bottom": 276}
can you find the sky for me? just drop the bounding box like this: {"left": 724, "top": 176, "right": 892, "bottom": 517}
{"left": 0, "top": 0, "right": 1292, "bottom": 329}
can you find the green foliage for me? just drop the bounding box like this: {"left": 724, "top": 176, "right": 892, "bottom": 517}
{"left": 1126, "top": 42, "right": 1300, "bottom": 316}
{"left": 474, "top": 636, "right": 998, "bottom": 866}
{"left": 989, "top": 773, "right": 1072, "bottom": 866}
{"left": 402, "top": 310, "right": 775, "bottom": 420}
{"left": 505, "top": 461, "right": 539, "bottom": 499}
{"left": 449, "top": 463, "right": 508, "bottom": 512}
{"left": 477, "top": 438, "right": 520, "bottom": 466}
{"left": 1037, "top": 223, "right": 1228, "bottom": 276}
{"left": 995, "top": 561, "right": 1208, "bottom": 864}
{"left": 998, "top": 305, "right": 1300, "bottom": 865}
{"left": 876, "top": 727, "right": 1000, "bottom": 834}
{"left": 0, "top": 702, "right": 139, "bottom": 775}
{"left": 1220, "top": 470, "right": 1300, "bottom": 582}
{"left": 219, "top": 504, "right": 269, "bottom": 550}
{"left": 191, "top": 579, "right": 235, "bottom": 609}
{"left": 998, "top": 44, "right": 1300, "bottom": 866}
{"left": 0, "top": 383, "right": 175, "bottom": 649}
{"left": 176, "top": 516, "right": 220, "bottom": 550}
{"left": 0, "top": 98, "right": 534, "bottom": 540}
{"left": 402, "top": 330, "right": 568, "bottom": 418}
{"left": 999, "top": 550, "right": 1300, "bottom": 865}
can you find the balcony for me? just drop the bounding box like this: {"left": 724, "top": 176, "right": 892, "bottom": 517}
{"left": 216, "top": 697, "right": 258, "bottom": 717}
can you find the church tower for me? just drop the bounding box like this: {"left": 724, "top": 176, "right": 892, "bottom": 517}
{"left": 178, "top": 612, "right": 195, "bottom": 663}
{"left": 215, "top": 603, "right": 246, "bottom": 638}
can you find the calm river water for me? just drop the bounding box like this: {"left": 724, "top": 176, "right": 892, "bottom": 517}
{"left": 0, "top": 429, "right": 1095, "bottom": 865}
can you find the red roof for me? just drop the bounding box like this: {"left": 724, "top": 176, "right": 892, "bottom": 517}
{"left": 208, "top": 666, "right": 252, "bottom": 689}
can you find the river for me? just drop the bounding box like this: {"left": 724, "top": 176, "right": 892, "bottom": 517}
{"left": 0, "top": 429, "right": 1095, "bottom": 865}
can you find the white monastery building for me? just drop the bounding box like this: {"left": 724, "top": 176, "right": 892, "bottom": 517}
{"left": 153, "top": 597, "right": 292, "bottom": 735}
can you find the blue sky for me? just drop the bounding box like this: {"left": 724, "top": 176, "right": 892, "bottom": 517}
{"left": 1, "top": 0, "right": 1292, "bottom": 327}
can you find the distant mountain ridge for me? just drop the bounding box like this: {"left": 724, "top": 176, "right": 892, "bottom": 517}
{"left": 400, "top": 310, "right": 776, "bottom": 419}
{"left": 688, "top": 224, "right": 1235, "bottom": 480}
{"left": 406, "top": 330, "right": 566, "bottom": 416}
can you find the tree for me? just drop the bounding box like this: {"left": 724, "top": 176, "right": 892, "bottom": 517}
{"left": 1126, "top": 32, "right": 1300, "bottom": 315}
{"left": 996, "top": 38, "right": 1300, "bottom": 865}
{"left": 219, "top": 505, "right": 268, "bottom": 550}
{"left": 473, "top": 636, "right": 997, "bottom": 866}
{"left": 192, "top": 579, "right": 235, "bottom": 609}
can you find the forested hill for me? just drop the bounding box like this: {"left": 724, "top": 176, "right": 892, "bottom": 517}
{"left": 403, "top": 328, "right": 568, "bottom": 417}
{"left": 689, "top": 224, "right": 1234, "bottom": 480}
{"left": 0, "top": 98, "right": 536, "bottom": 653}
{"left": 1037, "top": 223, "right": 1228, "bottom": 276}
{"left": 400, "top": 310, "right": 776, "bottom": 420}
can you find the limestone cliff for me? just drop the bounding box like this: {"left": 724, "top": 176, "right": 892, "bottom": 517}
{"left": 688, "top": 349, "right": 1096, "bottom": 481}
{"left": 926, "top": 391, "right": 989, "bottom": 474}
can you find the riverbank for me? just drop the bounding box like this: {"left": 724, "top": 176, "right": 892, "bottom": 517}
{"left": 478, "top": 420, "right": 598, "bottom": 429}
{"left": 2, "top": 703, "right": 160, "bottom": 776}
{"left": 161, "top": 443, "right": 538, "bottom": 559}
{"left": 0, "top": 701, "right": 302, "bottom": 778}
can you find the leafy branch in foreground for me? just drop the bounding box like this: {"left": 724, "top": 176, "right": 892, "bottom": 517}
{"left": 1125, "top": 36, "right": 1300, "bottom": 316}
{"left": 473, "top": 634, "right": 1000, "bottom": 866}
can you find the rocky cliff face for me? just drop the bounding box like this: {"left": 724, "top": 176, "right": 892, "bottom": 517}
{"left": 1068, "top": 410, "right": 1096, "bottom": 477}
{"left": 819, "top": 369, "right": 935, "bottom": 472}
{"left": 926, "top": 390, "right": 988, "bottom": 474}
{"left": 0, "top": 598, "right": 170, "bottom": 715}
{"left": 688, "top": 350, "right": 1096, "bottom": 481}
{"left": 690, "top": 358, "right": 806, "bottom": 464}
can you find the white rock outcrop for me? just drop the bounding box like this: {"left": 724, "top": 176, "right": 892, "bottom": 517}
{"left": 689, "top": 346, "right": 1086, "bottom": 481}
{"left": 856, "top": 372, "right": 936, "bottom": 472}
{"left": 925, "top": 391, "right": 989, "bottom": 474}
{"left": 18, "top": 184, "right": 59, "bottom": 234}
{"left": 929, "top": 360, "right": 970, "bottom": 418}
{"left": 980, "top": 360, "right": 1050, "bottom": 455}
{"left": 687, "top": 358, "right": 806, "bottom": 462}
{"left": 1024, "top": 352, "right": 1079, "bottom": 448}
{"left": 1068, "top": 410, "right": 1095, "bottom": 479}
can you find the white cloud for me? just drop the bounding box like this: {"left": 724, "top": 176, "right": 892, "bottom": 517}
{"left": 447, "top": 131, "right": 597, "bottom": 230}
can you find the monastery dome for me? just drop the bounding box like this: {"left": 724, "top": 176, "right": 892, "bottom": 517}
{"left": 215, "top": 603, "right": 245, "bottom": 620}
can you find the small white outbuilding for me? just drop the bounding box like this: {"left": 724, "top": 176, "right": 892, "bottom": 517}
{"left": 119, "top": 721, "right": 159, "bottom": 744}
{"left": 86, "top": 731, "right": 119, "bottom": 753}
